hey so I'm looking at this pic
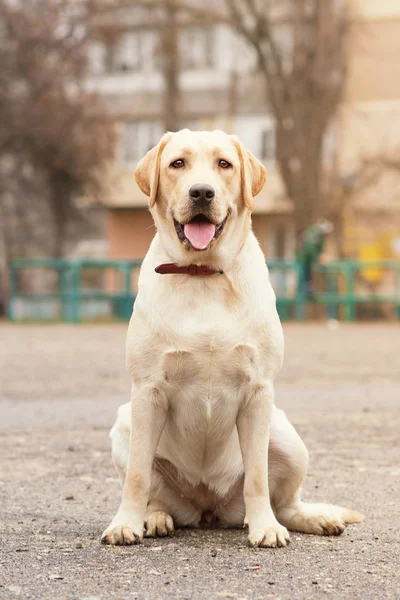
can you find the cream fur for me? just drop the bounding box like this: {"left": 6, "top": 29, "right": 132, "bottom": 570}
{"left": 101, "top": 130, "right": 364, "bottom": 548}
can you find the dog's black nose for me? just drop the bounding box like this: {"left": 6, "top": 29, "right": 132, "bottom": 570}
{"left": 189, "top": 184, "right": 215, "bottom": 207}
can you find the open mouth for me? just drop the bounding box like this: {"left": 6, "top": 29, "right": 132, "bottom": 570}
{"left": 174, "top": 214, "right": 227, "bottom": 251}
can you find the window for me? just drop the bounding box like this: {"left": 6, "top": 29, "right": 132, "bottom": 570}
{"left": 107, "top": 32, "right": 143, "bottom": 73}
{"left": 121, "top": 121, "right": 163, "bottom": 164}
{"left": 88, "top": 42, "right": 107, "bottom": 75}
{"left": 233, "top": 116, "right": 276, "bottom": 161}
{"left": 274, "top": 224, "right": 287, "bottom": 259}
{"left": 260, "top": 128, "right": 276, "bottom": 161}
{"left": 180, "top": 27, "right": 214, "bottom": 70}
{"left": 268, "top": 222, "right": 289, "bottom": 260}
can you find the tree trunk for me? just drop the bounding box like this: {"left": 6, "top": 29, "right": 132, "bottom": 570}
{"left": 275, "top": 115, "right": 325, "bottom": 239}
{"left": 48, "top": 171, "right": 73, "bottom": 257}
{"left": 161, "top": 0, "right": 181, "bottom": 132}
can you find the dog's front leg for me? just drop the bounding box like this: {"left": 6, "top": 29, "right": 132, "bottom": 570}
{"left": 101, "top": 384, "right": 168, "bottom": 545}
{"left": 237, "top": 382, "right": 290, "bottom": 548}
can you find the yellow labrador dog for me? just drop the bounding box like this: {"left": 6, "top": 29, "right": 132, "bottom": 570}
{"left": 101, "top": 130, "right": 364, "bottom": 548}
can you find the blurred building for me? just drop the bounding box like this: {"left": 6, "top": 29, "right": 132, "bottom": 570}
{"left": 85, "top": 2, "right": 295, "bottom": 261}
{"left": 85, "top": 0, "right": 400, "bottom": 265}
{"left": 339, "top": 0, "right": 400, "bottom": 267}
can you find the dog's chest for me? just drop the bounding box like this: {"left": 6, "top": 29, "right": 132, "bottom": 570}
{"left": 158, "top": 339, "right": 256, "bottom": 476}
{"left": 163, "top": 340, "right": 258, "bottom": 393}
{"left": 161, "top": 338, "right": 258, "bottom": 445}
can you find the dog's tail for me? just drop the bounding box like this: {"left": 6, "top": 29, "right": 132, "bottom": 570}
{"left": 335, "top": 505, "right": 365, "bottom": 524}
{"left": 276, "top": 501, "right": 365, "bottom": 536}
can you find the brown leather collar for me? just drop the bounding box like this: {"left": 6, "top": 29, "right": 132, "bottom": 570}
{"left": 155, "top": 263, "right": 223, "bottom": 276}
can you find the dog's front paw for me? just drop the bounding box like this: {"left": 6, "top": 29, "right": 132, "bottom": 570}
{"left": 145, "top": 510, "right": 174, "bottom": 537}
{"left": 101, "top": 515, "right": 144, "bottom": 546}
{"left": 248, "top": 520, "right": 290, "bottom": 548}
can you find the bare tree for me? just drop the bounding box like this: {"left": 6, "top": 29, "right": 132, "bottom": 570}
{"left": 0, "top": 0, "right": 88, "bottom": 154}
{"left": 220, "top": 0, "right": 348, "bottom": 236}
{"left": 0, "top": 0, "right": 116, "bottom": 258}
{"left": 21, "top": 91, "right": 116, "bottom": 255}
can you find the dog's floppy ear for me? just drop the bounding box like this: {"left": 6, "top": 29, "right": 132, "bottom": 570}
{"left": 232, "top": 136, "right": 266, "bottom": 212}
{"left": 135, "top": 132, "right": 172, "bottom": 208}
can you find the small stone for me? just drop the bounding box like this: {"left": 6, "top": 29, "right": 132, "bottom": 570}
{"left": 211, "top": 548, "right": 218, "bottom": 557}
{"left": 79, "top": 476, "right": 93, "bottom": 483}
{"left": 7, "top": 586, "right": 21, "bottom": 595}
{"left": 75, "top": 542, "right": 83, "bottom": 549}
{"left": 65, "top": 495, "right": 74, "bottom": 501}
{"left": 48, "top": 574, "right": 64, "bottom": 580}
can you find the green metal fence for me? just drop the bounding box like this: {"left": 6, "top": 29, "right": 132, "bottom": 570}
{"left": 312, "top": 260, "right": 400, "bottom": 321}
{"left": 7, "top": 257, "right": 400, "bottom": 323}
{"left": 8, "top": 258, "right": 142, "bottom": 323}
{"left": 268, "top": 259, "right": 306, "bottom": 321}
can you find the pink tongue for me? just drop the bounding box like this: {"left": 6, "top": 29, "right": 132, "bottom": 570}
{"left": 184, "top": 222, "right": 216, "bottom": 250}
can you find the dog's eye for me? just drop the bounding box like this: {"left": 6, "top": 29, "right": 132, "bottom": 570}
{"left": 170, "top": 159, "right": 185, "bottom": 169}
{"left": 218, "top": 159, "right": 232, "bottom": 169}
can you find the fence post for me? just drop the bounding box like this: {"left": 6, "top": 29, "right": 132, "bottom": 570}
{"left": 71, "top": 261, "right": 81, "bottom": 323}
{"left": 295, "top": 262, "right": 306, "bottom": 321}
{"left": 59, "top": 261, "right": 70, "bottom": 322}
{"left": 59, "top": 260, "right": 79, "bottom": 323}
{"left": 327, "top": 269, "right": 338, "bottom": 321}
{"left": 345, "top": 262, "right": 356, "bottom": 322}
{"left": 8, "top": 262, "right": 17, "bottom": 322}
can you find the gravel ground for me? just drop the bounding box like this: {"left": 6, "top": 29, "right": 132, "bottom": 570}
{"left": 0, "top": 323, "right": 399, "bottom": 600}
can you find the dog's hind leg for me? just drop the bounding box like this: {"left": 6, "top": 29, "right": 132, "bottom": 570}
{"left": 269, "top": 407, "right": 365, "bottom": 536}
{"left": 276, "top": 501, "right": 365, "bottom": 536}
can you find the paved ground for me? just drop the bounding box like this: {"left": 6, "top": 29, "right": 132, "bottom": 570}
{"left": 0, "top": 323, "right": 399, "bottom": 600}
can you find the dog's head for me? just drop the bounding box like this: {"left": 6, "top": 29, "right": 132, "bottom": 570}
{"left": 135, "top": 129, "right": 266, "bottom": 265}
